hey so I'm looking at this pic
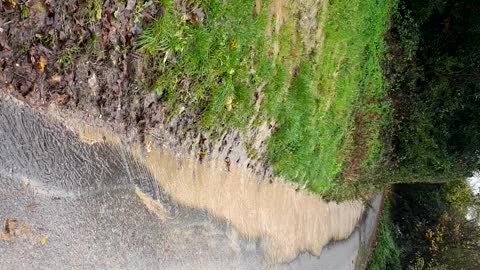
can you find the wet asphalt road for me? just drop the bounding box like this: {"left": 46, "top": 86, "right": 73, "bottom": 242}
{"left": 0, "top": 96, "right": 381, "bottom": 269}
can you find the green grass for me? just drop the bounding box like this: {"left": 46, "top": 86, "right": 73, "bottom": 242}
{"left": 138, "top": 0, "right": 270, "bottom": 127}
{"left": 56, "top": 46, "right": 80, "bottom": 70}
{"left": 368, "top": 201, "right": 401, "bottom": 270}
{"left": 138, "top": 0, "right": 395, "bottom": 198}
{"left": 83, "top": 0, "right": 103, "bottom": 23}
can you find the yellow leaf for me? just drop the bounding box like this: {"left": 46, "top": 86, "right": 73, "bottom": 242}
{"left": 96, "top": 8, "right": 102, "bottom": 21}
{"left": 225, "top": 96, "right": 233, "bottom": 111}
{"left": 37, "top": 56, "right": 47, "bottom": 73}
{"left": 41, "top": 235, "right": 47, "bottom": 245}
{"left": 230, "top": 39, "right": 237, "bottom": 49}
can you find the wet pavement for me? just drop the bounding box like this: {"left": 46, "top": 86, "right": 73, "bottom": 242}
{"left": 0, "top": 96, "right": 382, "bottom": 269}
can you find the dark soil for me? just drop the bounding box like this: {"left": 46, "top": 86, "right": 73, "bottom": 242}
{"left": 0, "top": 0, "right": 172, "bottom": 142}
{"left": 0, "top": 0, "right": 273, "bottom": 179}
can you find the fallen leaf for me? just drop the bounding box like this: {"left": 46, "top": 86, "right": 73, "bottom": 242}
{"left": 0, "top": 218, "right": 17, "bottom": 241}
{"left": 41, "top": 235, "right": 47, "bottom": 245}
{"left": 50, "top": 74, "right": 62, "bottom": 83}
{"left": 3, "top": 0, "right": 16, "bottom": 8}
{"left": 5, "top": 219, "right": 17, "bottom": 235}
{"left": 95, "top": 7, "right": 102, "bottom": 21}
{"left": 226, "top": 96, "right": 233, "bottom": 111}
{"left": 230, "top": 39, "right": 237, "bottom": 49}
{"left": 88, "top": 73, "right": 99, "bottom": 95}
{"left": 37, "top": 56, "right": 47, "bottom": 72}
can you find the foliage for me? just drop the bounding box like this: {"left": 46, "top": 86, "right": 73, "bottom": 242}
{"left": 390, "top": 181, "right": 480, "bottom": 269}
{"left": 383, "top": 0, "right": 480, "bottom": 183}
{"left": 368, "top": 180, "right": 479, "bottom": 270}
{"left": 82, "top": 0, "right": 103, "bottom": 23}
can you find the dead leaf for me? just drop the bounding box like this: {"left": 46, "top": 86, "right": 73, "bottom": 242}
{"left": 3, "top": 0, "right": 16, "bottom": 8}
{"left": 88, "top": 73, "right": 99, "bottom": 95}
{"left": 225, "top": 96, "right": 233, "bottom": 111}
{"left": 50, "top": 74, "right": 62, "bottom": 83}
{"left": 230, "top": 39, "right": 237, "bottom": 49}
{"left": 37, "top": 56, "right": 47, "bottom": 72}
{"left": 0, "top": 218, "right": 17, "bottom": 241}
{"left": 5, "top": 219, "right": 17, "bottom": 235}
{"left": 126, "top": 0, "right": 137, "bottom": 11}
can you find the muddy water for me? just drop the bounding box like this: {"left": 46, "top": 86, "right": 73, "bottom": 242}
{"left": 0, "top": 95, "right": 371, "bottom": 269}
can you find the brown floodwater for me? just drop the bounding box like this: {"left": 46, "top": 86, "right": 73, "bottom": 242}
{"left": 0, "top": 93, "right": 379, "bottom": 269}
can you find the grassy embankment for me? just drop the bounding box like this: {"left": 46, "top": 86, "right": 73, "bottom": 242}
{"left": 138, "top": 0, "right": 394, "bottom": 199}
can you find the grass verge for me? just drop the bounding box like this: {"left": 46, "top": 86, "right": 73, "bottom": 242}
{"left": 138, "top": 0, "right": 395, "bottom": 198}
{"left": 367, "top": 200, "right": 401, "bottom": 270}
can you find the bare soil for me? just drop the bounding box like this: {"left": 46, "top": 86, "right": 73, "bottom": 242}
{"left": 0, "top": 0, "right": 164, "bottom": 142}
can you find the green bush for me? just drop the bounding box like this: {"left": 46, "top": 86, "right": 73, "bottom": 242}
{"left": 383, "top": 0, "right": 480, "bottom": 182}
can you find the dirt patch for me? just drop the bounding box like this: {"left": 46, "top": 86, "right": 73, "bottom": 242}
{"left": 266, "top": 0, "right": 328, "bottom": 58}
{"left": 343, "top": 112, "right": 372, "bottom": 181}
{"left": 0, "top": 0, "right": 164, "bottom": 143}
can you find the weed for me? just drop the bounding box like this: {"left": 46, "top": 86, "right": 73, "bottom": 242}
{"left": 368, "top": 201, "right": 401, "bottom": 270}
{"left": 84, "top": 34, "right": 105, "bottom": 60}
{"left": 56, "top": 46, "right": 80, "bottom": 70}
{"left": 19, "top": 4, "right": 29, "bottom": 19}
{"left": 83, "top": 0, "right": 103, "bottom": 23}
{"left": 35, "top": 32, "right": 57, "bottom": 48}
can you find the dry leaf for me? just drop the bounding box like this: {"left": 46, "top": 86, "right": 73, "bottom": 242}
{"left": 4, "top": 0, "right": 16, "bottom": 8}
{"left": 225, "top": 96, "right": 233, "bottom": 111}
{"left": 41, "top": 235, "right": 47, "bottom": 245}
{"left": 230, "top": 39, "right": 237, "bottom": 49}
{"left": 37, "top": 56, "right": 47, "bottom": 72}
{"left": 50, "top": 74, "right": 62, "bottom": 83}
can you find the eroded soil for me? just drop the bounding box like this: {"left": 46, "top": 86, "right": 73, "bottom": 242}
{"left": 0, "top": 0, "right": 166, "bottom": 141}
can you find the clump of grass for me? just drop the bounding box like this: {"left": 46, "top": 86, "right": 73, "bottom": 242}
{"left": 138, "top": 0, "right": 270, "bottom": 128}
{"left": 19, "top": 3, "right": 29, "bottom": 19}
{"left": 56, "top": 46, "right": 80, "bottom": 70}
{"left": 368, "top": 202, "right": 401, "bottom": 270}
{"left": 83, "top": 0, "right": 103, "bottom": 23}
{"left": 85, "top": 34, "right": 105, "bottom": 60}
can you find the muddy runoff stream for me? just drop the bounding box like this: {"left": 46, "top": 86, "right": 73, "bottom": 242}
{"left": 0, "top": 95, "right": 368, "bottom": 269}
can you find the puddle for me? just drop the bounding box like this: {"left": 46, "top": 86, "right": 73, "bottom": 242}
{"left": 74, "top": 124, "right": 364, "bottom": 263}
